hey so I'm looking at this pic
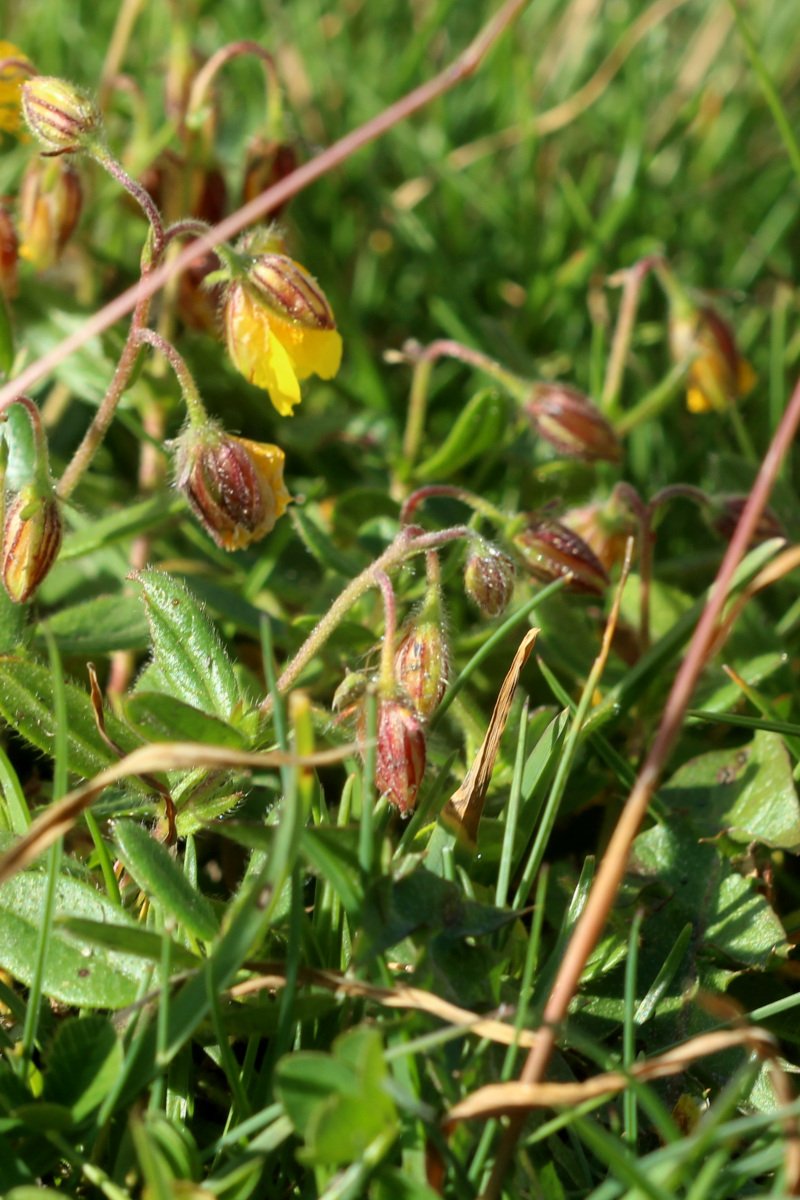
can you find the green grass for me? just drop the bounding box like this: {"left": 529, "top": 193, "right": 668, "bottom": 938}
{"left": 0, "top": 0, "right": 800, "bottom": 1196}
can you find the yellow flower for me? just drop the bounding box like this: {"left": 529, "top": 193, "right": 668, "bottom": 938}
{"left": 670, "top": 303, "right": 756, "bottom": 414}
{"left": 174, "top": 423, "right": 290, "bottom": 550}
{"left": 0, "top": 42, "right": 32, "bottom": 134}
{"left": 224, "top": 254, "right": 342, "bottom": 416}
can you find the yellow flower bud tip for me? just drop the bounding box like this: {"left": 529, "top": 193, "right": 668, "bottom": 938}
{"left": 2, "top": 484, "right": 62, "bottom": 604}
{"left": 174, "top": 425, "right": 290, "bottom": 550}
{"left": 224, "top": 279, "right": 342, "bottom": 417}
{"left": 670, "top": 303, "right": 754, "bottom": 414}
{"left": 21, "top": 76, "right": 101, "bottom": 154}
{"left": 18, "top": 157, "right": 82, "bottom": 271}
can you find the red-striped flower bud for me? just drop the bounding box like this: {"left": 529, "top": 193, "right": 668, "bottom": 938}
{"left": 248, "top": 253, "right": 336, "bottom": 330}
{"left": 512, "top": 516, "right": 609, "bottom": 595}
{"left": 525, "top": 384, "right": 620, "bottom": 462}
{"left": 174, "top": 422, "right": 290, "bottom": 550}
{"left": 21, "top": 76, "right": 101, "bottom": 155}
{"left": 707, "top": 495, "right": 785, "bottom": 547}
{"left": 464, "top": 545, "right": 516, "bottom": 617}
{"left": 18, "top": 157, "right": 82, "bottom": 271}
{"left": 394, "top": 608, "right": 448, "bottom": 720}
{"left": 2, "top": 482, "right": 62, "bottom": 603}
{"left": 561, "top": 500, "right": 637, "bottom": 573}
{"left": 373, "top": 699, "right": 427, "bottom": 815}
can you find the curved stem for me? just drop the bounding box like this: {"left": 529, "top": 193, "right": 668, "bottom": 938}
{"left": 400, "top": 483, "right": 506, "bottom": 527}
{"left": 133, "top": 327, "right": 207, "bottom": 424}
{"left": 187, "top": 41, "right": 283, "bottom": 137}
{"left": 600, "top": 256, "right": 661, "bottom": 415}
{"left": 90, "top": 143, "right": 165, "bottom": 261}
{"left": 260, "top": 525, "right": 472, "bottom": 712}
{"left": 399, "top": 337, "right": 526, "bottom": 479}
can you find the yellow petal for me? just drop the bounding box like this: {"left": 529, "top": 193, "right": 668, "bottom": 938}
{"left": 0, "top": 43, "right": 32, "bottom": 134}
{"left": 270, "top": 313, "right": 342, "bottom": 382}
{"left": 686, "top": 385, "right": 712, "bottom": 414}
{"left": 251, "top": 331, "right": 302, "bottom": 416}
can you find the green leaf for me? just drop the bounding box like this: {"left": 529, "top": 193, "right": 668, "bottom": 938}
{"left": 0, "top": 656, "right": 144, "bottom": 782}
{"left": 416, "top": 389, "right": 507, "bottom": 479}
{"left": 35, "top": 593, "right": 150, "bottom": 655}
{"left": 276, "top": 1026, "right": 398, "bottom": 1167}
{"left": 0, "top": 873, "right": 149, "bottom": 1008}
{"left": 42, "top": 1016, "right": 122, "bottom": 1123}
{"left": 135, "top": 568, "right": 242, "bottom": 720}
{"left": 275, "top": 1053, "right": 358, "bottom": 1138}
{"left": 630, "top": 823, "right": 789, "bottom": 968}
{"left": 662, "top": 731, "right": 800, "bottom": 851}
{"left": 0, "top": 587, "right": 26, "bottom": 654}
{"left": 358, "top": 867, "right": 515, "bottom": 960}
{"left": 58, "top": 916, "right": 200, "bottom": 969}
{"left": 124, "top": 692, "right": 248, "bottom": 749}
{"left": 112, "top": 820, "right": 219, "bottom": 941}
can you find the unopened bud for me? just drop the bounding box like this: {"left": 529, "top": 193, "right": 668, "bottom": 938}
{"left": 21, "top": 76, "right": 101, "bottom": 155}
{"left": 561, "top": 500, "right": 637, "bottom": 573}
{"left": 248, "top": 253, "right": 336, "bottom": 330}
{"left": 242, "top": 137, "right": 298, "bottom": 216}
{"left": 0, "top": 204, "right": 18, "bottom": 298}
{"left": 374, "top": 699, "right": 426, "bottom": 815}
{"left": 394, "top": 609, "right": 448, "bottom": 720}
{"left": 174, "top": 423, "right": 290, "bottom": 550}
{"left": 708, "top": 495, "right": 785, "bottom": 547}
{"left": 512, "top": 516, "right": 609, "bottom": 595}
{"left": 2, "top": 483, "right": 62, "bottom": 603}
{"left": 18, "top": 157, "right": 82, "bottom": 270}
{"left": 464, "top": 545, "right": 516, "bottom": 617}
{"left": 525, "top": 384, "right": 620, "bottom": 462}
{"left": 669, "top": 302, "right": 755, "bottom": 414}
{"left": 332, "top": 670, "right": 368, "bottom": 721}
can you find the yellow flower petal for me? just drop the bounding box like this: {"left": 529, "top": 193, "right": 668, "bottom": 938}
{"left": 269, "top": 313, "right": 343, "bottom": 381}
{"left": 0, "top": 42, "right": 32, "bottom": 135}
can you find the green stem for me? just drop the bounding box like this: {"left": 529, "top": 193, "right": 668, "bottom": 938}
{"left": 133, "top": 327, "right": 207, "bottom": 424}
{"left": 259, "top": 525, "right": 471, "bottom": 711}
{"left": 614, "top": 362, "right": 687, "bottom": 435}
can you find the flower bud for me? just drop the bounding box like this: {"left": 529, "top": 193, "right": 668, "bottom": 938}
{"left": 394, "top": 607, "right": 448, "bottom": 720}
{"left": 174, "top": 423, "right": 290, "bottom": 550}
{"left": 707, "top": 495, "right": 785, "bottom": 547}
{"left": 242, "top": 137, "right": 298, "bottom": 216}
{"left": 248, "top": 254, "right": 336, "bottom": 330}
{"left": 464, "top": 545, "right": 516, "bottom": 617}
{"left": 525, "top": 384, "right": 621, "bottom": 462}
{"left": 0, "top": 204, "right": 19, "bottom": 298}
{"left": 332, "top": 670, "right": 368, "bottom": 721}
{"left": 0, "top": 42, "right": 33, "bottom": 135}
{"left": 18, "top": 157, "right": 82, "bottom": 270}
{"left": 21, "top": 76, "right": 101, "bottom": 155}
{"left": 669, "top": 302, "right": 755, "bottom": 414}
{"left": 2, "top": 483, "right": 62, "bottom": 603}
{"left": 373, "top": 699, "right": 426, "bottom": 815}
{"left": 561, "top": 499, "right": 637, "bottom": 573}
{"left": 512, "top": 516, "right": 609, "bottom": 595}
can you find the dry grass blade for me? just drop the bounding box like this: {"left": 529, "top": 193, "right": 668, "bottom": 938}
{"left": 0, "top": 740, "right": 358, "bottom": 886}
{"left": 449, "top": 1027, "right": 783, "bottom": 1121}
{"left": 231, "top": 964, "right": 538, "bottom": 1048}
{"left": 445, "top": 627, "right": 539, "bottom": 841}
